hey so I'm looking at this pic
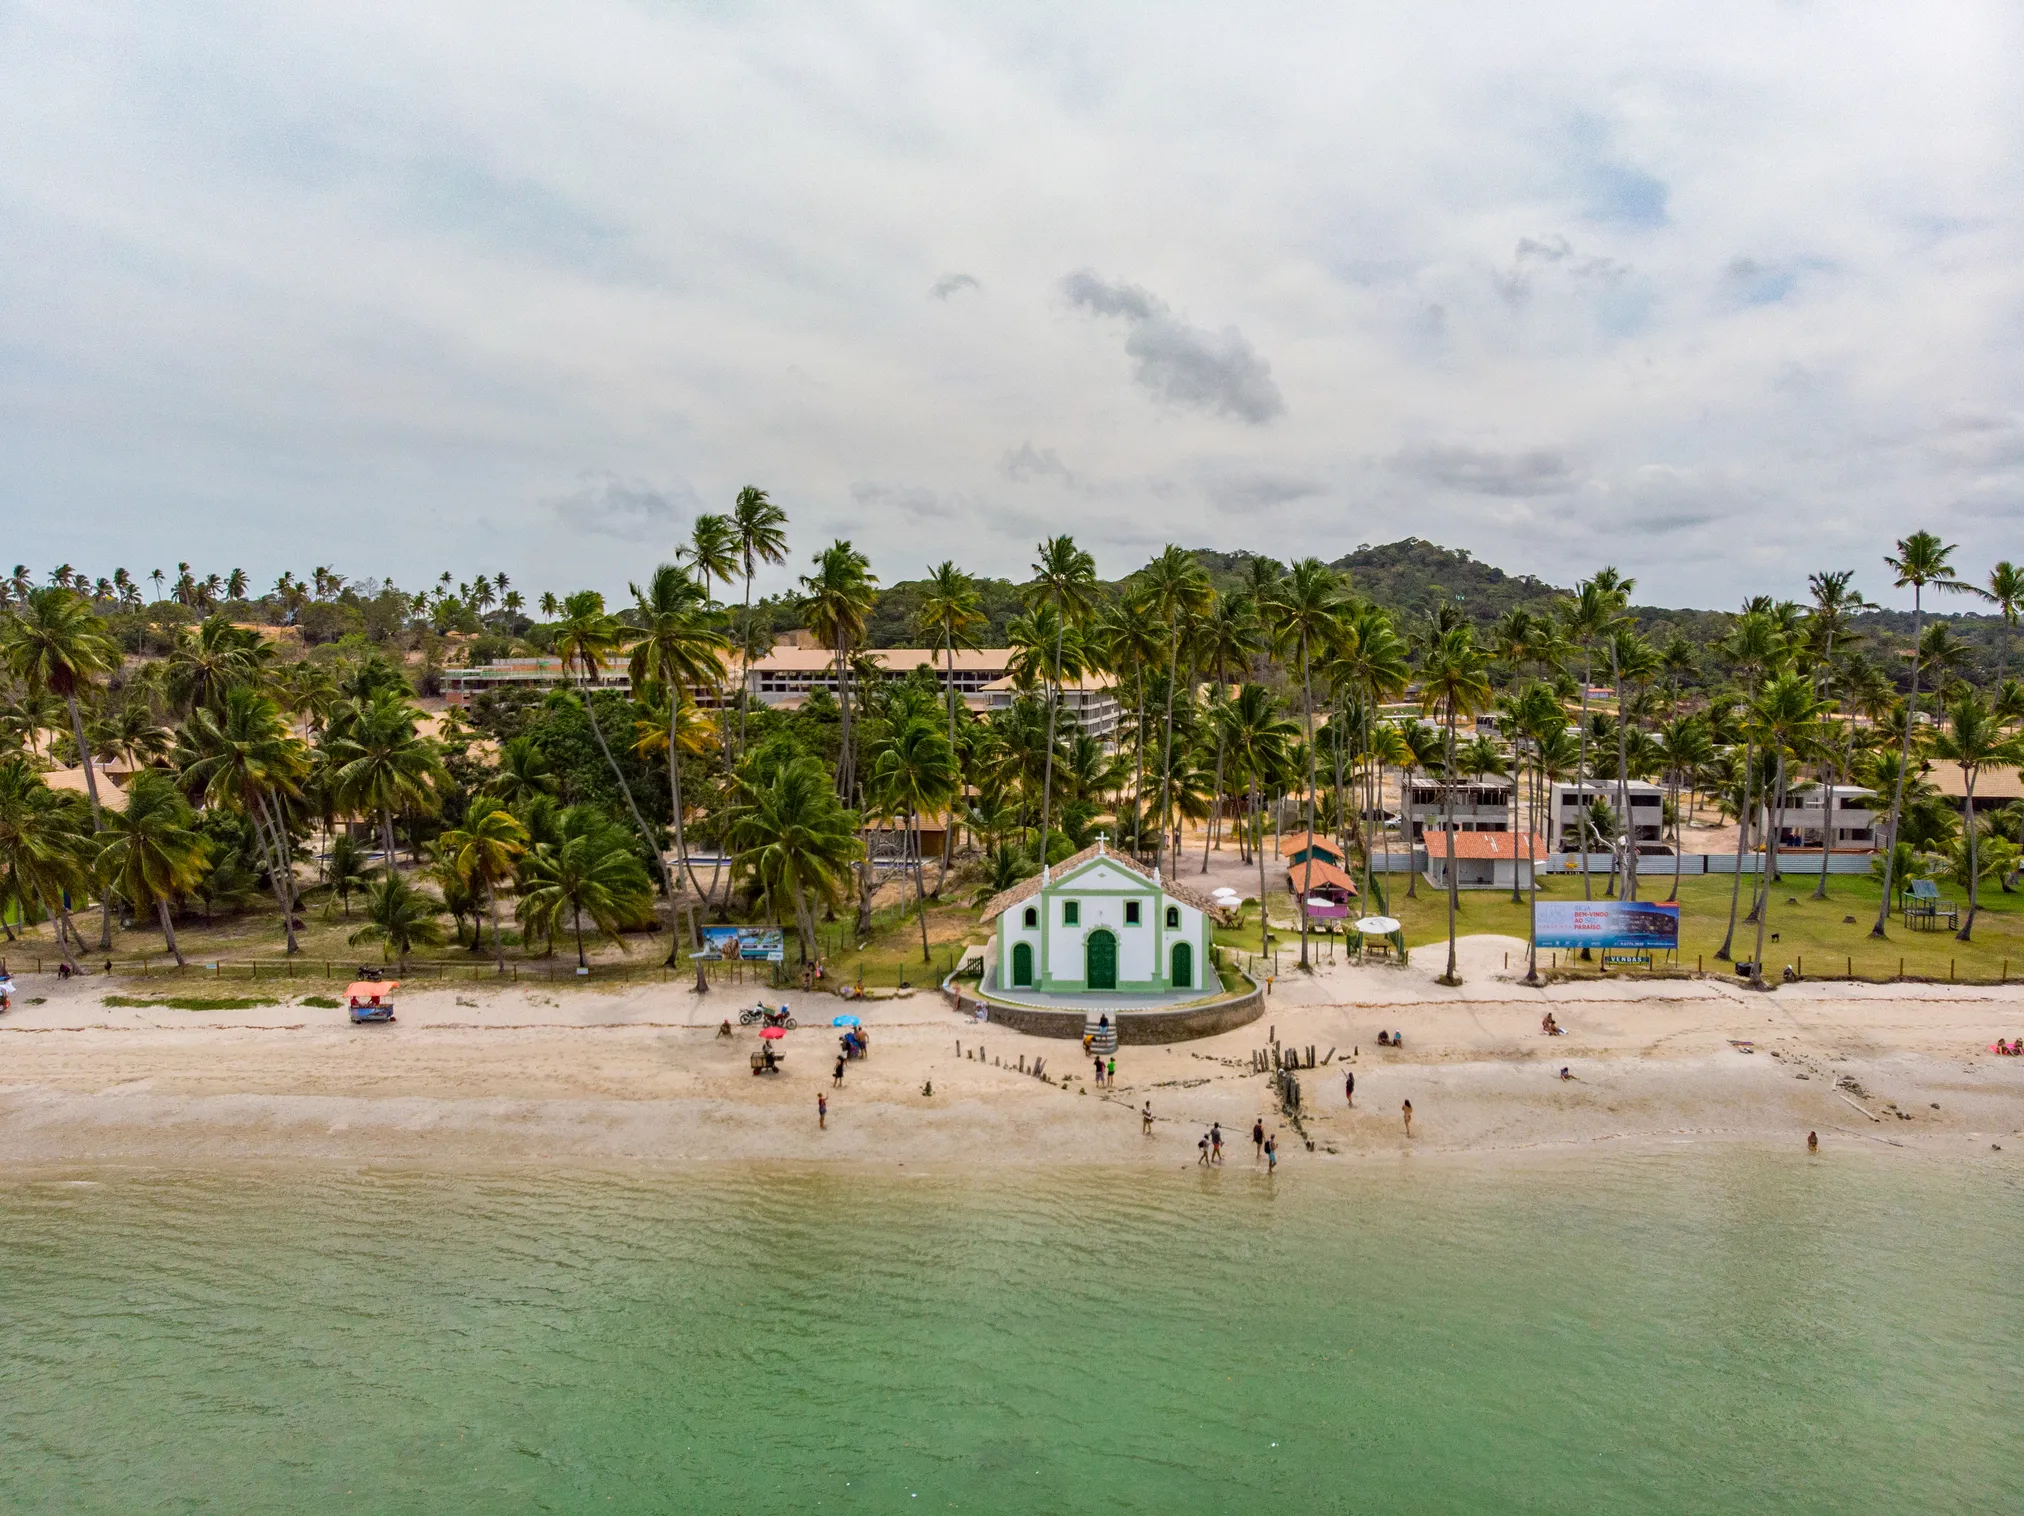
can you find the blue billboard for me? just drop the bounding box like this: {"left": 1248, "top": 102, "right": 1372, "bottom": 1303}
{"left": 1534, "top": 901, "right": 1679, "bottom": 950}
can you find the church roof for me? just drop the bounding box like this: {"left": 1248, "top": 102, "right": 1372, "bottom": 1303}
{"left": 978, "top": 842, "right": 1231, "bottom": 924}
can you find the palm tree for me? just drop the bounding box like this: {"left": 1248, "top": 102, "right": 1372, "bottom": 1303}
{"left": 0, "top": 757, "right": 95, "bottom": 967}
{"left": 798, "top": 541, "right": 879, "bottom": 802}
{"left": 1217, "top": 683, "right": 1298, "bottom": 963}
{"left": 731, "top": 486, "right": 790, "bottom": 752}
{"left": 439, "top": 804, "right": 531, "bottom": 969}
{"left": 0, "top": 587, "right": 118, "bottom": 827}
{"left": 913, "top": 561, "right": 984, "bottom": 892}
{"left": 1023, "top": 536, "right": 1099, "bottom": 873}
{"left": 350, "top": 871, "right": 446, "bottom": 971}
{"left": 1136, "top": 546, "right": 1215, "bottom": 875}
{"left": 1194, "top": 591, "right": 1263, "bottom": 869}
{"left": 177, "top": 686, "right": 313, "bottom": 953}
{"left": 1263, "top": 558, "right": 1344, "bottom": 969}
{"left": 624, "top": 563, "right": 731, "bottom": 940}
{"left": 1930, "top": 690, "right": 2019, "bottom": 941}
{"left": 516, "top": 806, "right": 654, "bottom": 970}
{"left": 325, "top": 688, "right": 447, "bottom": 867}
{"left": 869, "top": 716, "right": 959, "bottom": 960}
{"left": 322, "top": 832, "right": 373, "bottom": 918}
{"left": 1714, "top": 610, "right": 1788, "bottom": 960}
{"left": 1604, "top": 627, "right": 1658, "bottom": 899}
{"left": 1872, "top": 533, "right": 1982, "bottom": 939}
{"left": 728, "top": 753, "right": 863, "bottom": 966}
{"left": 163, "top": 616, "right": 270, "bottom": 715}
{"left": 2, "top": 586, "right": 121, "bottom": 946}
{"left": 538, "top": 590, "right": 559, "bottom": 619}
{"left": 1746, "top": 673, "right": 1830, "bottom": 980}
{"left": 1987, "top": 561, "right": 2024, "bottom": 684}
{"left": 96, "top": 770, "right": 210, "bottom": 966}
{"left": 1556, "top": 574, "right": 1629, "bottom": 900}
{"left": 1419, "top": 625, "right": 1492, "bottom": 985}
{"left": 552, "top": 588, "right": 668, "bottom": 893}
{"left": 485, "top": 735, "right": 562, "bottom": 809}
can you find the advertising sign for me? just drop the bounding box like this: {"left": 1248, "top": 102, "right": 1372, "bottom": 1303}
{"left": 1534, "top": 901, "right": 1679, "bottom": 950}
{"left": 699, "top": 926, "right": 787, "bottom": 962}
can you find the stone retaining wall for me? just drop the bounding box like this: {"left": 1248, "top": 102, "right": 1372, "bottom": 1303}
{"left": 944, "top": 975, "right": 1264, "bottom": 1045}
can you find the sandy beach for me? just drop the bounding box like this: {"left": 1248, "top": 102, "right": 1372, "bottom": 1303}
{"left": 4, "top": 935, "right": 2023, "bottom": 1169}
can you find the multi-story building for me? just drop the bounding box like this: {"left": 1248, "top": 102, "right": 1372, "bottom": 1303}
{"left": 1400, "top": 777, "right": 1514, "bottom": 842}
{"left": 1548, "top": 780, "right": 1667, "bottom": 850}
{"left": 1766, "top": 784, "right": 1879, "bottom": 851}
{"left": 441, "top": 656, "right": 630, "bottom": 708}
{"left": 979, "top": 673, "right": 1123, "bottom": 741}
{"left": 743, "top": 648, "right": 1012, "bottom": 708}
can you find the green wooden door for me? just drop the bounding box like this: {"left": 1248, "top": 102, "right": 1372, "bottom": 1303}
{"left": 1011, "top": 941, "right": 1033, "bottom": 988}
{"left": 1170, "top": 940, "right": 1192, "bottom": 989}
{"left": 1086, "top": 929, "right": 1117, "bottom": 990}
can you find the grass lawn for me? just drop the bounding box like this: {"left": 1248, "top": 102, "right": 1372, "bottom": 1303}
{"left": 1378, "top": 870, "right": 2024, "bottom": 983}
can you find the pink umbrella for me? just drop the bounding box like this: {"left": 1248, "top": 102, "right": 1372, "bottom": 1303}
{"left": 759, "top": 1025, "right": 787, "bottom": 1040}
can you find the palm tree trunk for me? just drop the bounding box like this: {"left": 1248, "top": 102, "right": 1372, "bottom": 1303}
{"left": 1156, "top": 626, "right": 1181, "bottom": 876}
{"left": 1203, "top": 734, "right": 1226, "bottom": 874}
{"left": 1523, "top": 740, "right": 1542, "bottom": 984}
{"left": 1298, "top": 639, "right": 1318, "bottom": 971}
{"left": 1038, "top": 621, "right": 1064, "bottom": 870}
{"left": 1667, "top": 757, "right": 1685, "bottom": 904}
{"left": 1958, "top": 767, "right": 1980, "bottom": 940}
{"left": 911, "top": 808, "right": 932, "bottom": 962}
{"left": 488, "top": 877, "right": 505, "bottom": 969}
{"left": 1441, "top": 703, "right": 1460, "bottom": 985}
{"left": 1716, "top": 741, "right": 1754, "bottom": 960}
{"left": 580, "top": 679, "right": 682, "bottom": 944}
{"left": 573, "top": 904, "right": 587, "bottom": 970}
{"left": 250, "top": 792, "right": 301, "bottom": 954}
{"left": 1872, "top": 592, "right": 1924, "bottom": 938}
{"left": 1253, "top": 775, "right": 1268, "bottom": 962}
{"left": 381, "top": 807, "right": 398, "bottom": 875}
{"left": 1508, "top": 745, "right": 1524, "bottom": 906}
{"left": 665, "top": 706, "right": 703, "bottom": 961}
{"left": 1752, "top": 752, "right": 1785, "bottom": 981}
{"left": 155, "top": 898, "right": 186, "bottom": 967}
{"left": 1615, "top": 656, "right": 1636, "bottom": 902}
{"left": 1575, "top": 651, "right": 1594, "bottom": 900}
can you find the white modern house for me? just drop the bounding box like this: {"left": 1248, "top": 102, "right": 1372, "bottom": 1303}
{"left": 980, "top": 841, "right": 1223, "bottom": 996}
{"left": 1400, "top": 777, "right": 1514, "bottom": 842}
{"left": 1548, "top": 780, "right": 1668, "bottom": 851}
{"left": 1766, "top": 784, "right": 1879, "bottom": 851}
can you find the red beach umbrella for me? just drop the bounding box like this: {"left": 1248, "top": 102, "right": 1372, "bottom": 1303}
{"left": 759, "top": 1025, "right": 787, "bottom": 1040}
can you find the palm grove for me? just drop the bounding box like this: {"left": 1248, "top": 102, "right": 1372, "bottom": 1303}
{"left": 2, "top": 526, "right": 2021, "bottom": 985}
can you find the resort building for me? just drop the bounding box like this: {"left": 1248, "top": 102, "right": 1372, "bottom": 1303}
{"left": 1548, "top": 780, "right": 1667, "bottom": 851}
{"left": 1765, "top": 784, "right": 1879, "bottom": 851}
{"left": 743, "top": 647, "right": 1013, "bottom": 709}
{"left": 1423, "top": 829, "right": 1548, "bottom": 891}
{"left": 981, "top": 673, "right": 1123, "bottom": 740}
{"left": 441, "top": 656, "right": 629, "bottom": 708}
{"left": 981, "top": 841, "right": 1222, "bottom": 995}
{"left": 1400, "top": 777, "right": 1514, "bottom": 841}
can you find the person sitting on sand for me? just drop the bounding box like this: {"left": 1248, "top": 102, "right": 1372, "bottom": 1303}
{"left": 1559, "top": 1066, "right": 1573, "bottom": 1080}
{"left": 1377, "top": 1030, "right": 1391, "bottom": 1047}
{"left": 1392, "top": 1030, "right": 1404, "bottom": 1049}
{"left": 1543, "top": 1012, "right": 1557, "bottom": 1034}
{"left": 718, "top": 1019, "right": 733, "bottom": 1038}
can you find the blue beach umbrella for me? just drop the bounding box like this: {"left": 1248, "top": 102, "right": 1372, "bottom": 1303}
{"left": 832, "top": 1014, "right": 862, "bottom": 1027}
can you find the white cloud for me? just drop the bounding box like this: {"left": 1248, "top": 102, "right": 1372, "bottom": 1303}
{"left": 0, "top": 2, "right": 2020, "bottom": 607}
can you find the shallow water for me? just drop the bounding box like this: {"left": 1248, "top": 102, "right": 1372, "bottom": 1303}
{"left": 3, "top": 1150, "right": 2020, "bottom": 1513}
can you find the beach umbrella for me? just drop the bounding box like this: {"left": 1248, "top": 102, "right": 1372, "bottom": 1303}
{"left": 831, "top": 1014, "right": 862, "bottom": 1027}
{"left": 1353, "top": 916, "right": 1401, "bottom": 935}
{"left": 759, "top": 1025, "right": 787, "bottom": 1040}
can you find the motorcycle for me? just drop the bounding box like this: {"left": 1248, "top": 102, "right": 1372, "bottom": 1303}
{"left": 737, "top": 1003, "right": 797, "bottom": 1030}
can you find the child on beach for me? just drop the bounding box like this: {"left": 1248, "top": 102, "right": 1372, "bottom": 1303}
{"left": 1402, "top": 1099, "right": 1413, "bottom": 1138}
{"left": 1343, "top": 1069, "right": 1354, "bottom": 1107}
{"left": 1107, "top": 1055, "right": 1116, "bottom": 1086}
{"left": 817, "top": 1093, "right": 827, "bottom": 1129}
{"left": 1142, "top": 1102, "right": 1154, "bottom": 1135}
{"left": 1198, "top": 1133, "right": 1211, "bottom": 1166}
{"left": 1265, "top": 1133, "right": 1277, "bottom": 1172}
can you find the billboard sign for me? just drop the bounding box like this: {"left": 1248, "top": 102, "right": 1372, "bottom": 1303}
{"left": 699, "top": 926, "right": 786, "bottom": 962}
{"left": 1534, "top": 901, "right": 1679, "bottom": 950}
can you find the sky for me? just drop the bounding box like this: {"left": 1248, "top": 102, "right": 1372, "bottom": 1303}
{"left": 2, "top": 0, "right": 2022, "bottom": 611}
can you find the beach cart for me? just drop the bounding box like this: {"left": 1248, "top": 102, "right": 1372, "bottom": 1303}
{"left": 345, "top": 980, "right": 399, "bottom": 1024}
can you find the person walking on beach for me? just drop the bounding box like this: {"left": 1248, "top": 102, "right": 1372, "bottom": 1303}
{"left": 817, "top": 1093, "right": 828, "bottom": 1129}
{"left": 1106, "top": 1055, "right": 1116, "bottom": 1087}
{"left": 1807, "top": 1130, "right": 1818, "bottom": 1153}
{"left": 1402, "top": 1099, "right": 1413, "bottom": 1138}
{"left": 1264, "top": 1132, "right": 1277, "bottom": 1173}
{"left": 1343, "top": 1068, "right": 1355, "bottom": 1107}
{"left": 1198, "top": 1132, "right": 1212, "bottom": 1166}
{"left": 1142, "top": 1101, "right": 1154, "bottom": 1135}
{"left": 1210, "top": 1123, "right": 1224, "bottom": 1164}
{"left": 1252, "top": 1118, "right": 1265, "bottom": 1160}
{"left": 833, "top": 1055, "right": 846, "bottom": 1087}
{"left": 1093, "top": 1055, "right": 1105, "bottom": 1088}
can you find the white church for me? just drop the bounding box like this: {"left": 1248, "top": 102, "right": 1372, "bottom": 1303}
{"left": 979, "top": 840, "right": 1223, "bottom": 997}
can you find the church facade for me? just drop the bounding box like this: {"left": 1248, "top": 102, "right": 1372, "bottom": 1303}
{"left": 979, "top": 841, "right": 1222, "bottom": 996}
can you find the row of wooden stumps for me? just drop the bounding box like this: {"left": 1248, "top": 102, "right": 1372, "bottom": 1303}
{"left": 1250, "top": 1043, "right": 1330, "bottom": 1073}
{"left": 957, "top": 1040, "right": 1046, "bottom": 1081}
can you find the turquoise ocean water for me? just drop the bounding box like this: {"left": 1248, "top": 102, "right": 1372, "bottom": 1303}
{"left": 3, "top": 1150, "right": 2021, "bottom": 1513}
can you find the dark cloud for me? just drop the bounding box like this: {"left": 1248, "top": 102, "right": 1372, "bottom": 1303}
{"left": 1498, "top": 235, "right": 1632, "bottom": 304}
{"left": 1000, "top": 442, "right": 1076, "bottom": 484}
{"left": 850, "top": 480, "right": 961, "bottom": 520}
{"left": 1061, "top": 270, "right": 1285, "bottom": 425}
{"left": 1390, "top": 443, "right": 1579, "bottom": 497}
{"left": 545, "top": 472, "right": 697, "bottom": 540}
{"left": 929, "top": 272, "right": 980, "bottom": 299}
{"left": 1198, "top": 468, "right": 1322, "bottom": 509}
